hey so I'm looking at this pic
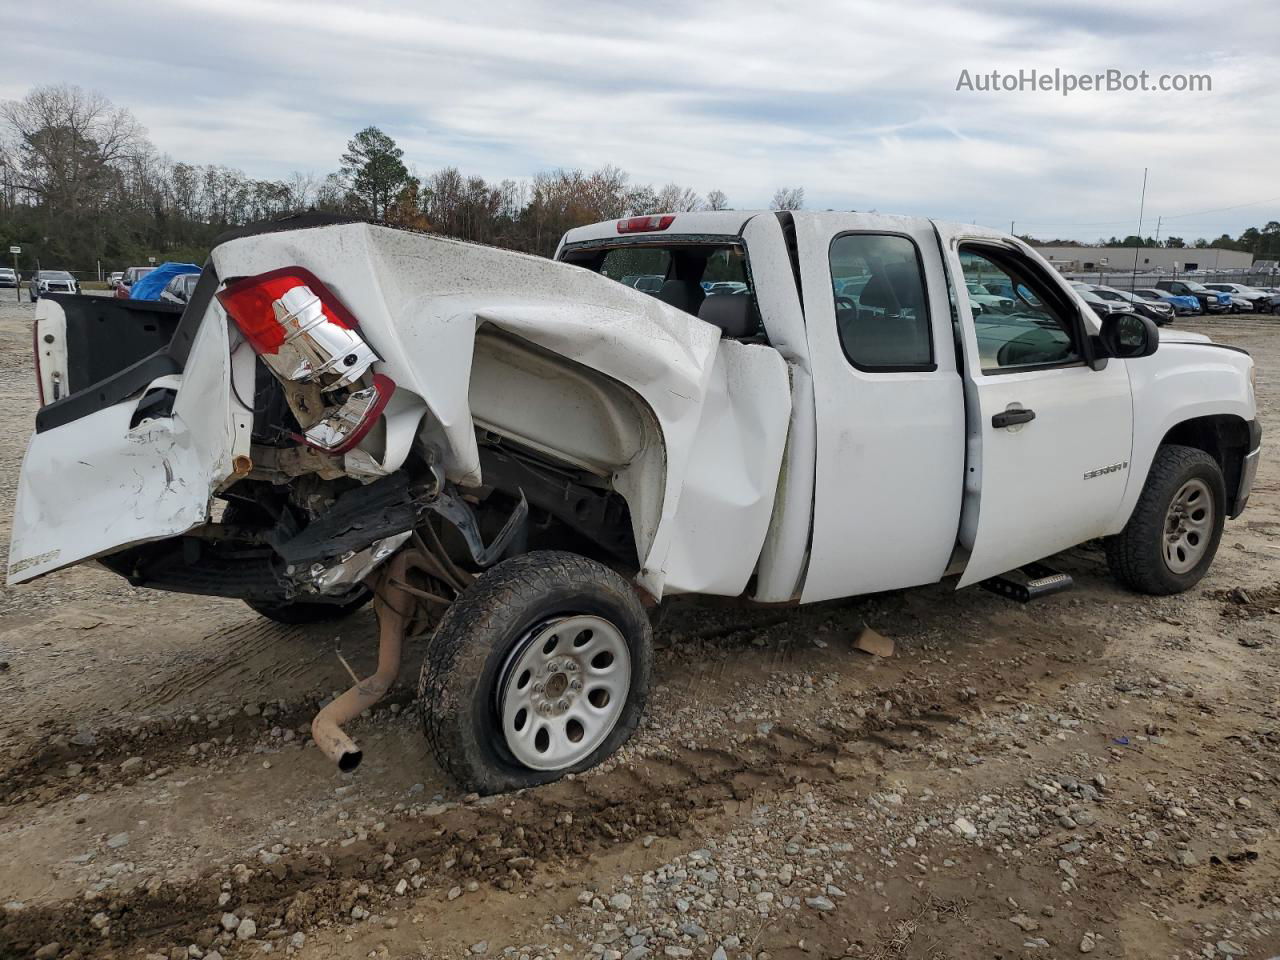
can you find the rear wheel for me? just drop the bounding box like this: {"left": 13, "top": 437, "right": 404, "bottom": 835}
{"left": 1105, "top": 444, "right": 1225, "bottom": 595}
{"left": 419, "top": 551, "right": 652, "bottom": 794}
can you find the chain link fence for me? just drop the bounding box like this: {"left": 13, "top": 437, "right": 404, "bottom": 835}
{"left": 1062, "top": 270, "right": 1280, "bottom": 293}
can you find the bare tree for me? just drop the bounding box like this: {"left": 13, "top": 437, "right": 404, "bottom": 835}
{"left": 285, "top": 171, "right": 318, "bottom": 211}
{"left": 655, "top": 183, "right": 702, "bottom": 212}
{"left": 770, "top": 186, "right": 804, "bottom": 211}
{"left": 0, "top": 84, "right": 146, "bottom": 223}
{"left": 705, "top": 189, "right": 729, "bottom": 211}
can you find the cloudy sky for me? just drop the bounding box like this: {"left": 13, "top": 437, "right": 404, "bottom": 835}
{"left": 6, "top": 0, "right": 1278, "bottom": 241}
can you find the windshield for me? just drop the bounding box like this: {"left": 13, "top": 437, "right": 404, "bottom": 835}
{"left": 1180, "top": 280, "right": 1208, "bottom": 291}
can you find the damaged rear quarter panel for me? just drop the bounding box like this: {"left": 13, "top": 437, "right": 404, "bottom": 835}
{"left": 210, "top": 223, "right": 786, "bottom": 596}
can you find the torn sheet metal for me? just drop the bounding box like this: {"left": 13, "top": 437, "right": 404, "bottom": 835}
{"left": 210, "top": 223, "right": 768, "bottom": 597}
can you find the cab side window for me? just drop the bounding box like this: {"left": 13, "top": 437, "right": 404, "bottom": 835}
{"left": 830, "top": 234, "right": 933, "bottom": 371}
{"left": 959, "top": 247, "right": 1082, "bottom": 373}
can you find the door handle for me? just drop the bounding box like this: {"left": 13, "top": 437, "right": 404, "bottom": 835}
{"left": 992, "top": 407, "right": 1036, "bottom": 428}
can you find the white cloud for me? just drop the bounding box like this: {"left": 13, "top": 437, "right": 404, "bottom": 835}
{"left": 6, "top": 0, "right": 1278, "bottom": 239}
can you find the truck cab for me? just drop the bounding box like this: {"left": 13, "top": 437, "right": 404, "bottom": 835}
{"left": 557, "top": 211, "right": 1259, "bottom": 600}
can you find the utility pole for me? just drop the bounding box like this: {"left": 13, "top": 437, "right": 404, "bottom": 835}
{"left": 1153, "top": 215, "right": 1162, "bottom": 246}
{"left": 1131, "top": 167, "right": 1148, "bottom": 289}
{"left": 1010, "top": 220, "right": 1015, "bottom": 235}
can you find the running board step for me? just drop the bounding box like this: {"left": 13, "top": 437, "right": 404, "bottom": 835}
{"left": 980, "top": 563, "right": 1073, "bottom": 603}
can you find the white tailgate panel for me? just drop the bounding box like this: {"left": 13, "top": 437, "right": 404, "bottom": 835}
{"left": 7, "top": 308, "right": 236, "bottom": 584}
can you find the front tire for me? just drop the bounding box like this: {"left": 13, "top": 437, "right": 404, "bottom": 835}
{"left": 419, "top": 551, "right": 652, "bottom": 794}
{"left": 1105, "top": 445, "right": 1225, "bottom": 595}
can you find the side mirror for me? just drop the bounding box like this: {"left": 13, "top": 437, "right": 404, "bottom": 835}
{"left": 1096, "top": 312, "right": 1158, "bottom": 361}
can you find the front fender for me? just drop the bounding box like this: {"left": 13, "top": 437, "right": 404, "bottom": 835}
{"left": 1113, "top": 342, "right": 1255, "bottom": 531}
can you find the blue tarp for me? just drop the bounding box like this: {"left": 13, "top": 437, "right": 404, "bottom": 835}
{"left": 130, "top": 262, "right": 200, "bottom": 300}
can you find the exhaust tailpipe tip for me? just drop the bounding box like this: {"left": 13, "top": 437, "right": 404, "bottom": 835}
{"left": 309, "top": 550, "right": 417, "bottom": 772}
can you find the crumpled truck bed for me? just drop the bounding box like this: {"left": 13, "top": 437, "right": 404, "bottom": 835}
{"left": 213, "top": 223, "right": 793, "bottom": 599}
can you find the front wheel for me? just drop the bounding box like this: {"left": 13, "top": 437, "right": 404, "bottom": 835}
{"left": 1105, "top": 444, "right": 1225, "bottom": 595}
{"left": 419, "top": 551, "right": 652, "bottom": 794}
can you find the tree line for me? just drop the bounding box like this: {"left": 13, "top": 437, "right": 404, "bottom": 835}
{"left": 6, "top": 83, "right": 1275, "bottom": 275}
{"left": 1024, "top": 228, "right": 1280, "bottom": 255}
{"left": 0, "top": 84, "right": 808, "bottom": 273}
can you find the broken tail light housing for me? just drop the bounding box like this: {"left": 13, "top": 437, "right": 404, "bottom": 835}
{"left": 301, "top": 373, "right": 395, "bottom": 454}
{"left": 217, "top": 267, "right": 377, "bottom": 389}
{"left": 217, "top": 267, "right": 394, "bottom": 456}
{"left": 617, "top": 215, "right": 675, "bottom": 234}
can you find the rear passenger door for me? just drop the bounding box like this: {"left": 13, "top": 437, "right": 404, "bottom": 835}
{"left": 795, "top": 214, "right": 966, "bottom": 602}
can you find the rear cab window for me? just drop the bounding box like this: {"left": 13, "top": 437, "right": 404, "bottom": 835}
{"left": 560, "top": 236, "right": 763, "bottom": 341}
{"left": 829, "top": 233, "right": 934, "bottom": 371}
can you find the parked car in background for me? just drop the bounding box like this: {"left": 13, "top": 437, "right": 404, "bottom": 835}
{"left": 1155, "top": 279, "right": 1231, "bottom": 313}
{"left": 160, "top": 272, "right": 201, "bottom": 304}
{"left": 964, "top": 280, "right": 1015, "bottom": 313}
{"left": 1072, "top": 284, "right": 1136, "bottom": 319}
{"left": 29, "top": 271, "right": 80, "bottom": 302}
{"left": 1203, "top": 283, "right": 1279, "bottom": 314}
{"left": 115, "top": 266, "right": 156, "bottom": 299}
{"left": 107, "top": 271, "right": 125, "bottom": 289}
{"left": 1134, "top": 288, "right": 1200, "bottom": 316}
{"left": 1081, "top": 284, "right": 1174, "bottom": 325}
{"left": 0, "top": 267, "right": 18, "bottom": 288}
{"left": 705, "top": 281, "right": 748, "bottom": 296}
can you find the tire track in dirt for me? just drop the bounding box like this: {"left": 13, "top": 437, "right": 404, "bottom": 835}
{"left": 0, "top": 671, "right": 979, "bottom": 957}
{"left": 119, "top": 620, "right": 324, "bottom": 712}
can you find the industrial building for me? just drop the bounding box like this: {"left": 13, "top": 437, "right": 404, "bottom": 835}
{"left": 1033, "top": 245, "right": 1255, "bottom": 274}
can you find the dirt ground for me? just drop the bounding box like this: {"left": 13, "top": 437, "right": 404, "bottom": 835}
{"left": 0, "top": 295, "right": 1277, "bottom": 960}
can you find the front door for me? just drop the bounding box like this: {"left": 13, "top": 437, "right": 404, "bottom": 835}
{"left": 932, "top": 223, "right": 1134, "bottom": 587}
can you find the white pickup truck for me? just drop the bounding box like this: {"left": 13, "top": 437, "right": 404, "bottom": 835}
{"left": 9, "top": 211, "right": 1260, "bottom": 793}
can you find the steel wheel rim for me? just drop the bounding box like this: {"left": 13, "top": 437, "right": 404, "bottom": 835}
{"left": 498, "top": 615, "right": 631, "bottom": 771}
{"left": 1163, "top": 478, "right": 1213, "bottom": 574}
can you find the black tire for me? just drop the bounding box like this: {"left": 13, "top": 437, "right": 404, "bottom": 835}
{"left": 1105, "top": 444, "right": 1225, "bottom": 595}
{"left": 419, "top": 550, "right": 652, "bottom": 794}
{"left": 222, "top": 502, "right": 372, "bottom": 624}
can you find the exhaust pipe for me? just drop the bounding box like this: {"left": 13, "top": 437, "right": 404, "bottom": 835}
{"left": 311, "top": 551, "right": 418, "bottom": 771}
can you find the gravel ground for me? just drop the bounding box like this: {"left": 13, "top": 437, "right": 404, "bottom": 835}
{"left": 0, "top": 296, "right": 1277, "bottom": 960}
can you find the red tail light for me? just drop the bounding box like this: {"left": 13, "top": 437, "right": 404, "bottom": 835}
{"left": 617, "top": 215, "right": 675, "bottom": 234}
{"left": 217, "top": 267, "right": 393, "bottom": 455}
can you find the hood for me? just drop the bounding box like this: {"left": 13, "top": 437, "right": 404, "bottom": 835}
{"left": 1159, "top": 330, "right": 1212, "bottom": 344}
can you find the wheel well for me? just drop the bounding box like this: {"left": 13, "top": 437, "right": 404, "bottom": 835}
{"left": 1159, "top": 415, "right": 1251, "bottom": 513}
